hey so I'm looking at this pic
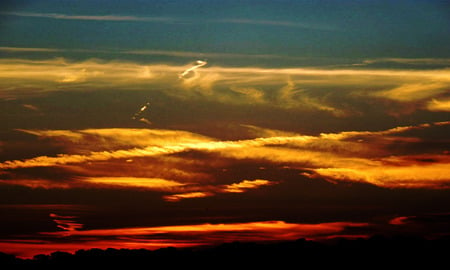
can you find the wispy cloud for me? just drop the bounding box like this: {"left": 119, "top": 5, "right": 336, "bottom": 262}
{"left": 2, "top": 121, "right": 449, "bottom": 190}
{"left": 1, "top": 12, "right": 174, "bottom": 23}
{"left": 49, "top": 213, "right": 83, "bottom": 232}
{"left": 355, "top": 58, "right": 450, "bottom": 66}
{"left": 82, "top": 177, "right": 187, "bottom": 190}
{"left": 0, "top": 46, "right": 61, "bottom": 52}
{"left": 373, "top": 83, "right": 448, "bottom": 102}
{"left": 222, "top": 179, "right": 275, "bottom": 193}
{"left": 1, "top": 58, "right": 449, "bottom": 115}
{"left": 22, "top": 104, "right": 40, "bottom": 111}
{"left": 2, "top": 12, "right": 335, "bottom": 31}
{"left": 217, "top": 18, "right": 336, "bottom": 31}
{"left": 163, "top": 192, "right": 213, "bottom": 202}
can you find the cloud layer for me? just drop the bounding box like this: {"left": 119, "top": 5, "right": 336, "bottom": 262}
{"left": 1, "top": 121, "right": 449, "bottom": 199}
{"left": 0, "top": 220, "right": 368, "bottom": 258}
{"left": 1, "top": 58, "right": 449, "bottom": 116}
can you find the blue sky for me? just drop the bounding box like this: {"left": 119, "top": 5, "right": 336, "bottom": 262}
{"left": 1, "top": 0, "right": 449, "bottom": 61}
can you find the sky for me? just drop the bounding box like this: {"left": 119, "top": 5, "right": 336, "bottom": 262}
{"left": 0, "top": 0, "right": 450, "bottom": 258}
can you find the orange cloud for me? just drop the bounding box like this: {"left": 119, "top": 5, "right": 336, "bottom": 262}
{"left": 222, "top": 179, "right": 275, "bottom": 193}
{"left": 163, "top": 192, "right": 213, "bottom": 202}
{"left": 426, "top": 98, "right": 450, "bottom": 112}
{"left": 18, "top": 128, "right": 211, "bottom": 151}
{"left": 373, "top": 83, "right": 448, "bottom": 102}
{"left": 311, "top": 161, "right": 450, "bottom": 189}
{"left": 2, "top": 121, "right": 449, "bottom": 191}
{"left": 389, "top": 216, "right": 411, "bottom": 225}
{"left": 43, "top": 220, "right": 367, "bottom": 238}
{"left": 49, "top": 213, "right": 83, "bottom": 232}
{"left": 82, "top": 177, "right": 186, "bottom": 190}
{"left": 0, "top": 179, "right": 73, "bottom": 189}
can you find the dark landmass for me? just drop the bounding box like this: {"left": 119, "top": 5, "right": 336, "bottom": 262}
{"left": 1, "top": 235, "right": 449, "bottom": 268}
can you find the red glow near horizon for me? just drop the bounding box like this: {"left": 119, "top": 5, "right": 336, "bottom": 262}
{"left": 0, "top": 220, "right": 369, "bottom": 258}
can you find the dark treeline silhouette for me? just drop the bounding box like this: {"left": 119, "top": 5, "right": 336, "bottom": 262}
{"left": 2, "top": 235, "right": 449, "bottom": 268}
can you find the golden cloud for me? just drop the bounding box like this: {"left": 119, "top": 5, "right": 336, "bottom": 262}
{"left": 82, "top": 177, "right": 187, "bottom": 190}
{"left": 163, "top": 192, "right": 213, "bottom": 202}
{"left": 426, "top": 98, "right": 450, "bottom": 112}
{"left": 2, "top": 58, "right": 449, "bottom": 114}
{"left": 2, "top": 121, "right": 449, "bottom": 191}
{"left": 373, "top": 83, "right": 448, "bottom": 102}
{"left": 222, "top": 179, "right": 275, "bottom": 193}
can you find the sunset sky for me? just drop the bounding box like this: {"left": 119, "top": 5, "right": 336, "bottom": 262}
{"left": 1, "top": 0, "right": 450, "bottom": 258}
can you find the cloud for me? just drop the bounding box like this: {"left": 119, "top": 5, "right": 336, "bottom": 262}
{"left": 373, "top": 83, "right": 449, "bottom": 102}
{"left": 2, "top": 12, "right": 174, "bottom": 23}
{"left": 22, "top": 104, "right": 40, "bottom": 111}
{"left": 163, "top": 192, "right": 213, "bottom": 202}
{"left": 386, "top": 213, "right": 450, "bottom": 237}
{"left": 82, "top": 177, "right": 187, "bottom": 191}
{"left": 1, "top": 58, "right": 449, "bottom": 115}
{"left": 217, "top": 18, "right": 336, "bottom": 31}
{"left": 0, "top": 46, "right": 61, "bottom": 52}
{"left": 0, "top": 220, "right": 369, "bottom": 258}
{"left": 356, "top": 58, "right": 450, "bottom": 66}
{"left": 389, "top": 216, "right": 410, "bottom": 225}
{"left": 49, "top": 213, "right": 83, "bottom": 232}
{"left": 43, "top": 220, "right": 368, "bottom": 238}
{"left": 17, "top": 128, "right": 211, "bottom": 151}
{"left": 2, "top": 121, "right": 450, "bottom": 190}
{"left": 3, "top": 12, "right": 335, "bottom": 31}
{"left": 426, "top": 98, "right": 450, "bottom": 112}
{"left": 310, "top": 161, "right": 450, "bottom": 189}
{"left": 0, "top": 179, "right": 73, "bottom": 189}
{"left": 178, "top": 60, "right": 207, "bottom": 79}
{"left": 222, "top": 179, "right": 276, "bottom": 193}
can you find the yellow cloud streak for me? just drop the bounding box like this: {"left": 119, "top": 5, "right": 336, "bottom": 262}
{"left": 42, "top": 220, "right": 368, "bottom": 238}
{"left": 83, "top": 177, "right": 186, "bottom": 190}
{"left": 222, "top": 179, "right": 274, "bottom": 193}
{"left": 373, "top": 83, "right": 449, "bottom": 101}
{"left": 2, "top": 122, "right": 450, "bottom": 189}
{"left": 1, "top": 58, "right": 449, "bottom": 111}
{"left": 313, "top": 162, "right": 450, "bottom": 189}
{"left": 163, "top": 192, "right": 213, "bottom": 202}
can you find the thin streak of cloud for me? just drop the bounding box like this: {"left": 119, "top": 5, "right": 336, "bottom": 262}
{"left": 0, "top": 46, "right": 62, "bottom": 52}
{"left": 179, "top": 60, "right": 207, "bottom": 79}
{"left": 217, "top": 18, "right": 337, "bottom": 31}
{"left": 42, "top": 220, "right": 369, "bottom": 239}
{"left": 1, "top": 12, "right": 174, "bottom": 23}
{"left": 22, "top": 104, "right": 40, "bottom": 111}
{"left": 125, "top": 49, "right": 299, "bottom": 60}
{"left": 163, "top": 192, "right": 213, "bottom": 202}
{"left": 49, "top": 213, "right": 83, "bottom": 232}
{"left": 2, "top": 12, "right": 335, "bottom": 31}
{"left": 83, "top": 177, "right": 186, "bottom": 190}
{"left": 355, "top": 58, "right": 450, "bottom": 66}
{"left": 222, "top": 179, "right": 275, "bottom": 193}
{"left": 389, "top": 216, "right": 411, "bottom": 225}
{"left": 310, "top": 161, "right": 450, "bottom": 189}
{"left": 373, "top": 83, "right": 448, "bottom": 102}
